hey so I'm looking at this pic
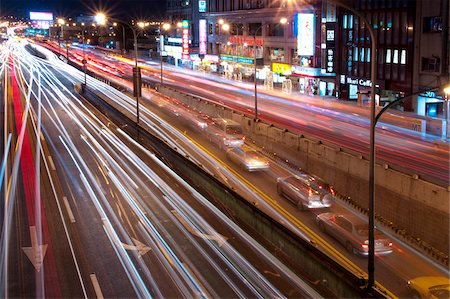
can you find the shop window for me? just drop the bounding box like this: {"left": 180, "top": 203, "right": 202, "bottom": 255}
{"left": 386, "top": 49, "right": 391, "bottom": 63}
{"left": 270, "top": 48, "right": 284, "bottom": 62}
{"left": 366, "top": 48, "right": 370, "bottom": 62}
{"left": 360, "top": 47, "right": 365, "bottom": 62}
{"left": 400, "top": 49, "right": 406, "bottom": 64}
{"left": 393, "top": 49, "right": 398, "bottom": 64}
{"left": 249, "top": 23, "right": 263, "bottom": 36}
{"left": 354, "top": 47, "right": 358, "bottom": 61}
{"left": 421, "top": 57, "right": 440, "bottom": 72}
{"left": 267, "top": 23, "right": 284, "bottom": 36}
{"left": 423, "top": 16, "right": 442, "bottom": 33}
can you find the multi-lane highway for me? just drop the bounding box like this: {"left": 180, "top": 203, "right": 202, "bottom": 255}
{"left": 2, "top": 39, "right": 330, "bottom": 298}
{"left": 12, "top": 39, "right": 446, "bottom": 297}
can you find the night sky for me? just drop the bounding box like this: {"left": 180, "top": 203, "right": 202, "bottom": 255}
{"left": 0, "top": 0, "right": 166, "bottom": 19}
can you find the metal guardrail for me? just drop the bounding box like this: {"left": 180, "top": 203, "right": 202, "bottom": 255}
{"left": 76, "top": 84, "right": 388, "bottom": 298}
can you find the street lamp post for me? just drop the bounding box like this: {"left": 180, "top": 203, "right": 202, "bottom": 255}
{"left": 81, "top": 23, "right": 87, "bottom": 86}
{"left": 333, "top": 0, "right": 377, "bottom": 293}
{"left": 100, "top": 14, "right": 146, "bottom": 124}
{"left": 252, "top": 24, "right": 263, "bottom": 120}
{"left": 57, "top": 18, "right": 65, "bottom": 56}
{"left": 159, "top": 23, "right": 171, "bottom": 84}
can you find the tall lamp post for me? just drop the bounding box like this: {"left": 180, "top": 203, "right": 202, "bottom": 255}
{"left": 80, "top": 22, "right": 87, "bottom": 87}
{"left": 159, "top": 23, "right": 171, "bottom": 84}
{"left": 99, "top": 13, "right": 148, "bottom": 124}
{"left": 332, "top": 0, "right": 377, "bottom": 293}
{"left": 57, "top": 18, "right": 65, "bottom": 56}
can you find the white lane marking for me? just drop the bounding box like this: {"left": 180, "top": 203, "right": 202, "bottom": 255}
{"left": 90, "top": 273, "right": 104, "bottom": 299}
{"left": 47, "top": 155, "right": 56, "bottom": 170}
{"left": 62, "top": 196, "right": 76, "bottom": 223}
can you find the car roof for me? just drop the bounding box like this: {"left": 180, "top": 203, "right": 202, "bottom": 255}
{"left": 410, "top": 276, "right": 450, "bottom": 288}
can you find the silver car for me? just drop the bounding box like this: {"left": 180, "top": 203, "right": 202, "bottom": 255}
{"left": 316, "top": 213, "right": 393, "bottom": 256}
{"left": 226, "top": 146, "right": 269, "bottom": 171}
{"left": 276, "top": 174, "right": 334, "bottom": 210}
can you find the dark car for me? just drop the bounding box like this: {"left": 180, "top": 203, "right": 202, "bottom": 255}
{"left": 316, "top": 213, "right": 393, "bottom": 256}
{"left": 276, "top": 174, "right": 334, "bottom": 210}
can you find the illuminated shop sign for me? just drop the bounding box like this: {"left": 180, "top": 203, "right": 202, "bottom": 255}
{"left": 220, "top": 54, "right": 254, "bottom": 65}
{"left": 199, "top": 0, "right": 207, "bottom": 12}
{"left": 345, "top": 76, "right": 373, "bottom": 87}
{"left": 272, "top": 62, "right": 291, "bottom": 74}
{"left": 228, "top": 36, "right": 263, "bottom": 46}
{"left": 293, "top": 66, "right": 334, "bottom": 77}
{"left": 182, "top": 20, "right": 190, "bottom": 59}
{"left": 30, "top": 12, "right": 53, "bottom": 21}
{"left": 199, "top": 19, "right": 207, "bottom": 54}
{"left": 204, "top": 54, "right": 219, "bottom": 63}
{"left": 297, "top": 13, "right": 315, "bottom": 56}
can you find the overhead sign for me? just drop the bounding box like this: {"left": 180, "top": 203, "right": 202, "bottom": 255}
{"left": 182, "top": 20, "right": 190, "bottom": 59}
{"left": 199, "top": 0, "right": 207, "bottom": 12}
{"left": 199, "top": 19, "right": 207, "bottom": 54}
{"left": 30, "top": 12, "right": 53, "bottom": 21}
{"left": 297, "top": 13, "right": 315, "bottom": 56}
{"left": 220, "top": 54, "right": 254, "bottom": 65}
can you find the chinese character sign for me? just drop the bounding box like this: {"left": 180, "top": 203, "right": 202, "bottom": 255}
{"left": 297, "top": 13, "right": 315, "bottom": 56}
{"left": 199, "top": 19, "right": 207, "bottom": 54}
{"left": 182, "top": 20, "right": 189, "bottom": 60}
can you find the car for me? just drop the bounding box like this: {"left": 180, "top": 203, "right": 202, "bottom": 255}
{"left": 276, "top": 174, "right": 334, "bottom": 210}
{"left": 407, "top": 276, "right": 450, "bottom": 299}
{"left": 315, "top": 213, "right": 393, "bottom": 256}
{"left": 226, "top": 146, "right": 269, "bottom": 171}
{"left": 206, "top": 118, "right": 245, "bottom": 148}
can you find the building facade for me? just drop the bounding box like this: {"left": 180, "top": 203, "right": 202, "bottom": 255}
{"left": 166, "top": 0, "right": 449, "bottom": 114}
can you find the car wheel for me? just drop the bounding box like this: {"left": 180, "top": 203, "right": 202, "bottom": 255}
{"left": 345, "top": 242, "right": 355, "bottom": 254}
{"left": 410, "top": 290, "right": 421, "bottom": 299}
{"left": 318, "top": 221, "right": 326, "bottom": 233}
{"left": 277, "top": 185, "right": 283, "bottom": 196}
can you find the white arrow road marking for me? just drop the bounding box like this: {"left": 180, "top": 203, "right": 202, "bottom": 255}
{"left": 22, "top": 226, "right": 48, "bottom": 272}
{"left": 172, "top": 210, "right": 228, "bottom": 247}
{"left": 102, "top": 220, "right": 150, "bottom": 257}
{"left": 120, "top": 238, "right": 151, "bottom": 257}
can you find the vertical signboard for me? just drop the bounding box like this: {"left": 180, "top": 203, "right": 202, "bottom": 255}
{"left": 182, "top": 20, "right": 190, "bottom": 60}
{"left": 322, "top": 0, "right": 336, "bottom": 74}
{"left": 199, "top": 0, "right": 207, "bottom": 12}
{"left": 199, "top": 19, "right": 207, "bottom": 54}
{"left": 297, "top": 13, "right": 315, "bottom": 56}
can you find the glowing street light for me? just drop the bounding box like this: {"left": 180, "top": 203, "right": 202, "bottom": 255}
{"left": 95, "top": 13, "right": 106, "bottom": 25}
{"left": 159, "top": 23, "right": 171, "bottom": 84}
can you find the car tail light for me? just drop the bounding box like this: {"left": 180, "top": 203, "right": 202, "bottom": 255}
{"left": 388, "top": 242, "right": 393, "bottom": 247}
{"left": 361, "top": 244, "right": 369, "bottom": 250}
{"left": 308, "top": 189, "right": 313, "bottom": 196}
{"left": 330, "top": 187, "right": 336, "bottom": 196}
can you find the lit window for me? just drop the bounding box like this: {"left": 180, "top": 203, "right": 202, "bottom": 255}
{"left": 349, "top": 15, "right": 353, "bottom": 28}
{"left": 354, "top": 47, "right": 358, "bottom": 61}
{"left": 400, "top": 49, "right": 406, "bottom": 64}
{"left": 393, "top": 49, "right": 399, "bottom": 64}
{"left": 360, "top": 47, "right": 365, "bottom": 62}
{"left": 343, "top": 15, "right": 348, "bottom": 29}
{"left": 386, "top": 49, "right": 391, "bottom": 63}
{"left": 367, "top": 48, "right": 371, "bottom": 62}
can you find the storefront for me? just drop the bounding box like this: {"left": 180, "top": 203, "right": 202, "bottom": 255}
{"left": 339, "top": 75, "right": 376, "bottom": 103}
{"left": 292, "top": 66, "right": 335, "bottom": 96}
{"left": 199, "top": 54, "right": 219, "bottom": 72}
{"left": 417, "top": 91, "right": 445, "bottom": 117}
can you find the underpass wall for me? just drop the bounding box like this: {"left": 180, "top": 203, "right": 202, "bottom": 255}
{"left": 158, "top": 86, "right": 449, "bottom": 265}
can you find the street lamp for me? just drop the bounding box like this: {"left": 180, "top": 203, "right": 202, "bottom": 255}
{"left": 98, "top": 13, "right": 148, "bottom": 124}
{"left": 80, "top": 22, "right": 87, "bottom": 87}
{"left": 332, "top": 0, "right": 377, "bottom": 293}
{"left": 57, "top": 18, "right": 65, "bottom": 56}
{"left": 159, "top": 23, "right": 171, "bottom": 84}
{"left": 113, "top": 22, "right": 126, "bottom": 53}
